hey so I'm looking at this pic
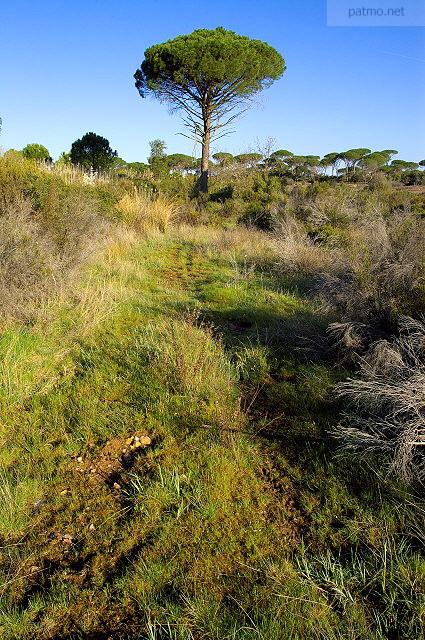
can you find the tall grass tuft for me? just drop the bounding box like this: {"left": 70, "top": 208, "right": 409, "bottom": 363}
{"left": 116, "top": 187, "right": 179, "bottom": 232}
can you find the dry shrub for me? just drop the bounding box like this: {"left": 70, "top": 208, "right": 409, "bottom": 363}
{"left": 317, "top": 207, "right": 425, "bottom": 323}
{"left": 281, "top": 184, "right": 424, "bottom": 322}
{"left": 0, "top": 192, "right": 109, "bottom": 322}
{"left": 0, "top": 198, "right": 57, "bottom": 320}
{"left": 333, "top": 316, "right": 425, "bottom": 484}
{"left": 43, "top": 189, "right": 109, "bottom": 270}
{"left": 0, "top": 155, "right": 135, "bottom": 322}
{"left": 274, "top": 218, "right": 344, "bottom": 276}
{"left": 116, "top": 188, "right": 178, "bottom": 232}
{"left": 327, "top": 321, "right": 377, "bottom": 364}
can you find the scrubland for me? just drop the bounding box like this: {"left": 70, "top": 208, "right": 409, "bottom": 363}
{"left": 0, "top": 155, "right": 424, "bottom": 639}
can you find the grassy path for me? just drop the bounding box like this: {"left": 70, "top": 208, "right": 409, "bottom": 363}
{"left": 0, "top": 230, "right": 423, "bottom": 639}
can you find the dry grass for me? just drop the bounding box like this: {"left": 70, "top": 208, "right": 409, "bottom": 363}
{"left": 171, "top": 224, "right": 277, "bottom": 263}
{"left": 116, "top": 187, "right": 179, "bottom": 233}
{"left": 50, "top": 162, "right": 115, "bottom": 186}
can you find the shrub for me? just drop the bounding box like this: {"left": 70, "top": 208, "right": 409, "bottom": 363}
{"left": 332, "top": 316, "right": 425, "bottom": 484}
{"left": 0, "top": 197, "right": 56, "bottom": 320}
{"left": 288, "top": 182, "right": 356, "bottom": 227}
{"left": 238, "top": 202, "right": 276, "bottom": 230}
{"left": 318, "top": 206, "right": 425, "bottom": 324}
{"left": 274, "top": 218, "right": 344, "bottom": 276}
{"left": 0, "top": 156, "right": 113, "bottom": 321}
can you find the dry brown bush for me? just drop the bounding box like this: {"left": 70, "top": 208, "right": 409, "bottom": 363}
{"left": 319, "top": 207, "right": 425, "bottom": 323}
{"left": 279, "top": 185, "right": 424, "bottom": 321}
{"left": 333, "top": 316, "right": 425, "bottom": 484}
{"left": 44, "top": 190, "right": 109, "bottom": 269}
{"left": 0, "top": 193, "right": 109, "bottom": 322}
{"left": 0, "top": 198, "right": 57, "bottom": 320}
{"left": 288, "top": 184, "right": 358, "bottom": 227}
{"left": 274, "top": 217, "right": 345, "bottom": 276}
{"left": 0, "top": 156, "right": 142, "bottom": 322}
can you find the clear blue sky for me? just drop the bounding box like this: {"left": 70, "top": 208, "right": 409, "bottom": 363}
{"left": 1, "top": 0, "right": 424, "bottom": 162}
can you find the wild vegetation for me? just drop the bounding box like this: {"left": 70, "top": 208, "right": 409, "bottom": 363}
{"left": 0, "top": 140, "right": 424, "bottom": 639}
{"left": 1, "top": 25, "right": 425, "bottom": 640}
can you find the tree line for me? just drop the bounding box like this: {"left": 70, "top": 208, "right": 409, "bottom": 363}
{"left": 8, "top": 136, "right": 424, "bottom": 186}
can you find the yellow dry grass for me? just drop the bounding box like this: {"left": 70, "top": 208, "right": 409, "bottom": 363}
{"left": 116, "top": 188, "right": 179, "bottom": 233}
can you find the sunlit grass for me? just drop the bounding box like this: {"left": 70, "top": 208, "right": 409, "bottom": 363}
{"left": 0, "top": 227, "right": 423, "bottom": 639}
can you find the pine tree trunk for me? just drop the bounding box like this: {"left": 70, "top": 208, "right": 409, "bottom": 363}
{"left": 199, "top": 112, "right": 211, "bottom": 194}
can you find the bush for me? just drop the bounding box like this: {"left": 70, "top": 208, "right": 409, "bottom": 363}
{"left": 318, "top": 206, "right": 425, "bottom": 324}
{"left": 0, "top": 156, "right": 116, "bottom": 320}
{"left": 288, "top": 182, "right": 355, "bottom": 227}
{"left": 238, "top": 202, "right": 276, "bottom": 230}
{"left": 0, "top": 197, "right": 56, "bottom": 320}
{"left": 400, "top": 170, "right": 425, "bottom": 186}
{"left": 275, "top": 217, "right": 344, "bottom": 277}
{"left": 332, "top": 316, "right": 425, "bottom": 484}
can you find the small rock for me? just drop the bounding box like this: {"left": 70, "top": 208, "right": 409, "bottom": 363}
{"left": 113, "top": 482, "right": 121, "bottom": 490}
{"left": 33, "top": 499, "right": 47, "bottom": 510}
{"left": 77, "top": 456, "right": 83, "bottom": 463}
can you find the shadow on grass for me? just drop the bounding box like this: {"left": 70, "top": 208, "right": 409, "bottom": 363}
{"left": 199, "top": 304, "right": 333, "bottom": 361}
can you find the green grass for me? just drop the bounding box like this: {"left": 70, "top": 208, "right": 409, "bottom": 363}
{"left": 0, "top": 228, "right": 423, "bottom": 639}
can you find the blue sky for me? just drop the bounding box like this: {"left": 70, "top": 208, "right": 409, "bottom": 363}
{"left": 1, "top": 0, "right": 424, "bottom": 162}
